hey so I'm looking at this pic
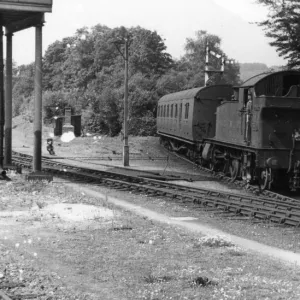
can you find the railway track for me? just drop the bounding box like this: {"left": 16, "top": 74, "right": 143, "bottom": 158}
{"left": 10, "top": 151, "right": 300, "bottom": 227}
{"left": 170, "top": 150, "right": 298, "bottom": 202}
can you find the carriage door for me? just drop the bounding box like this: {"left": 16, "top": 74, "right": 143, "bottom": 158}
{"left": 178, "top": 102, "right": 182, "bottom": 131}
{"left": 239, "top": 88, "right": 250, "bottom": 144}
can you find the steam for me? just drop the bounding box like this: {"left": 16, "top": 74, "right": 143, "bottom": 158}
{"left": 61, "top": 131, "right": 75, "bottom": 143}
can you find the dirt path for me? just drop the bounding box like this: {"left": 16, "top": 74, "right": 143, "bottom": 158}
{"left": 68, "top": 183, "right": 300, "bottom": 266}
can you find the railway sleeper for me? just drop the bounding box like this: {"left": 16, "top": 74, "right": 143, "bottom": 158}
{"left": 193, "top": 198, "right": 206, "bottom": 205}
{"left": 268, "top": 215, "right": 285, "bottom": 223}
{"left": 282, "top": 218, "right": 300, "bottom": 226}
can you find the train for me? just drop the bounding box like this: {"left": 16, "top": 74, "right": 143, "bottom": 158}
{"left": 157, "top": 70, "right": 300, "bottom": 191}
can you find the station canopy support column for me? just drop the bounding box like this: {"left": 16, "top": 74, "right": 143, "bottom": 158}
{"left": 0, "top": 26, "right": 4, "bottom": 170}
{"left": 33, "top": 24, "right": 43, "bottom": 172}
{"left": 4, "top": 32, "right": 13, "bottom": 167}
{"left": 0, "top": 0, "right": 53, "bottom": 177}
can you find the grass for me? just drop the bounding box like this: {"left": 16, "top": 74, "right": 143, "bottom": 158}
{"left": 47, "top": 219, "right": 300, "bottom": 299}
{"left": 1, "top": 175, "right": 300, "bottom": 299}
{"left": 100, "top": 180, "right": 300, "bottom": 255}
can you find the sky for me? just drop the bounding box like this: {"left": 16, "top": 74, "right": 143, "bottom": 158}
{"left": 10, "top": 0, "right": 286, "bottom": 67}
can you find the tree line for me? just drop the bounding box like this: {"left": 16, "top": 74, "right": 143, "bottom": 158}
{"left": 257, "top": 0, "right": 300, "bottom": 69}
{"left": 11, "top": 27, "right": 240, "bottom": 136}
{"left": 12, "top": 0, "right": 297, "bottom": 137}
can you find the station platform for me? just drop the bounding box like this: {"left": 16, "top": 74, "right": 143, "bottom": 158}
{"left": 12, "top": 143, "right": 214, "bottom": 183}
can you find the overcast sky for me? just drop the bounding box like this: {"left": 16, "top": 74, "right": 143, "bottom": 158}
{"left": 11, "top": 0, "right": 285, "bottom": 67}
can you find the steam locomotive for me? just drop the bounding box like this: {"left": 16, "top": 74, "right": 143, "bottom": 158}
{"left": 157, "top": 70, "right": 300, "bottom": 191}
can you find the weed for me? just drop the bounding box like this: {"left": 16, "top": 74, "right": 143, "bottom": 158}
{"left": 226, "top": 246, "right": 245, "bottom": 256}
{"left": 36, "top": 200, "right": 47, "bottom": 209}
{"left": 197, "top": 235, "right": 235, "bottom": 248}
{"left": 144, "top": 274, "right": 173, "bottom": 284}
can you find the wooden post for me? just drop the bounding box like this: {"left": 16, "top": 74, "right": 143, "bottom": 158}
{"left": 33, "top": 24, "right": 43, "bottom": 172}
{"left": 0, "top": 27, "right": 4, "bottom": 169}
{"left": 123, "top": 35, "right": 129, "bottom": 166}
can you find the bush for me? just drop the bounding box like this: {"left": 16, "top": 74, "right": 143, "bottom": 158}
{"left": 128, "top": 111, "right": 157, "bottom": 136}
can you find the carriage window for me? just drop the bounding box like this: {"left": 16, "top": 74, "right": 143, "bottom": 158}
{"left": 184, "top": 103, "right": 190, "bottom": 119}
{"left": 175, "top": 104, "right": 178, "bottom": 118}
{"left": 171, "top": 104, "right": 173, "bottom": 118}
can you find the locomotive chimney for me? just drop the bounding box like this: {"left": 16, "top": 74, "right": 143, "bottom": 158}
{"left": 205, "top": 41, "right": 209, "bottom": 86}
{"left": 221, "top": 56, "right": 225, "bottom": 73}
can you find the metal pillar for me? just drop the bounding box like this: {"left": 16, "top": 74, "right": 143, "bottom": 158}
{"left": 33, "top": 24, "right": 43, "bottom": 172}
{"left": 4, "top": 33, "right": 13, "bottom": 166}
{"left": 123, "top": 36, "right": 129, "bottom": 166}
{"left": 0, "top": 27, "right": 4, "bottom": 169}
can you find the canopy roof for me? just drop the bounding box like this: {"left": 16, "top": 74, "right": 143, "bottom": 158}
{"left": 0, "top": 0, "right": 52, "bottom": 32}
{"left": 159, "top": 87, "right": 204, "bottom": 102}
{"left": 241, "top": 70, "right": 300, "bottom": 88}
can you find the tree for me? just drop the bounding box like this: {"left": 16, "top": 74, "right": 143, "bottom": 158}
{"left": 184, "top": 30, "right": 240, "bottom": 86}
{"left": 41, "top": 25, "right": 174, "bottom": 135}
{"left": 257, "top": 0, "right": 300, "bottom": 68}
{"left": 157, "top": 31, "right": 240, "bottom": 94}
{"left": 86, "top": 26, "right": 173, "bottom": 135}
{"left": 128, "top": 27, "right": 174, "bottom": 76}
{"left": 14, "top": 25, "right": 240, "bottom": 137}
{"left": 43, "top": 38, "right": 75, "bottom": 90}
{"left": 12, "top": 63, "right": 35, "bottom": 118}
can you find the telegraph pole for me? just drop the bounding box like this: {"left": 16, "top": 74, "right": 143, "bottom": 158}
{"left": 113, "top": 29, "right": 131, "bottom": 166}
{"left": 123, "top": 34, "right": 129, "bottom": 166}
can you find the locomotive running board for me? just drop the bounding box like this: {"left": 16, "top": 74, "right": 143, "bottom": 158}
{"left": 203, "top": 139, "right": 296, "bottom": 153}
{"left": 204, "top": 139, "right": 257, "bottom": 152}
{"left": 157, "top": 131, "right": 196, "bottom": 145}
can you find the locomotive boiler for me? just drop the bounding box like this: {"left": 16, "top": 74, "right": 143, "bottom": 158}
{"left": 157, "top": 70, "right": 300, "bottom": 191}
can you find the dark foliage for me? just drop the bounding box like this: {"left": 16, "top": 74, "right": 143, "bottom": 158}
{"left": 13, "top": 26, "right": 240, "bottom": 136}
{"left": 257, "top": 0, "right": 300, "bottom": 68}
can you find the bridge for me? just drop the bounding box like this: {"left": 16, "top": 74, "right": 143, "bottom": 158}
{"left": 0, "top": 0, "right": 53, "bottom": 175}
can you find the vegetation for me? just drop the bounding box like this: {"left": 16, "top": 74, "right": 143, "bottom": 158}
{"left": 2, "top": 175, "right": 300, "bottom": 299}
{"left": 239, "top": 63, "right": 269, "bottom": 82}
{"left": 257, "top": 0, "right": 300, "bottom": 68}
{"left": 12, "top": 26, "right": 240, "bottom": 136}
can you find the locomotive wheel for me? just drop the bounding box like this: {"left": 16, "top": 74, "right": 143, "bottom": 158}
{"left": 229, "top": 159, "right": 240, "bottom": 181}
{"left": 209, "top": 160, "right": 217, "bottom": 171}
{"left": 260, "top": 167, "right": 273, "bottom": 190}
